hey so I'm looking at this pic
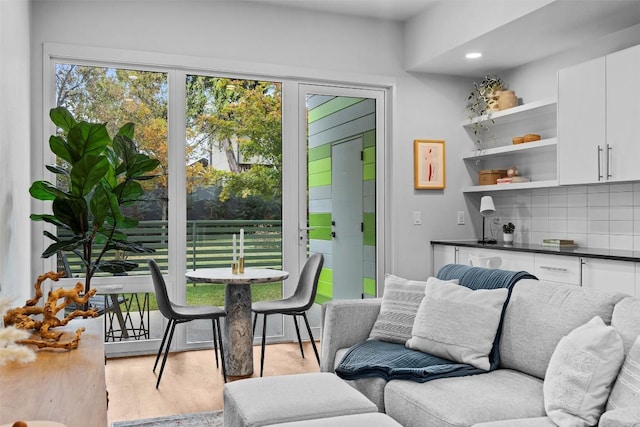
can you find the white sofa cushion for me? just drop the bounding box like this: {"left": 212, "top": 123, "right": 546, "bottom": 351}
{"left": 544, "top": 316, "right": 624, "bottom": 427}
{"left": 384, "top": 369, "right": 545, "bottom": 427}
{"left": 369, "top": 275, "right": 457, "bottom": 344}
{"left": 406, "top": 280, "right": 508, "bottom": 370}
{"left": 499, "top": 280, "right": 624, "bottom": 379}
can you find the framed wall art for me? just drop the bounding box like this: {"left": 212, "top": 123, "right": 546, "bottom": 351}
{"left": 414, "top": 139, "right": 445, "bottom": 190}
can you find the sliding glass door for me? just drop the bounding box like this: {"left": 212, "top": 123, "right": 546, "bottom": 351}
{"left": 45, "top": 49, "right": 387, "bottom": 357}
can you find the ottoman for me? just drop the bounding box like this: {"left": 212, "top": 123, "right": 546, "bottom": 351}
{"left": 265, "top": 413, "right": 402, "bottom": 426}
{"left": 223, "top": 373, "right": 378, "bottom": 427}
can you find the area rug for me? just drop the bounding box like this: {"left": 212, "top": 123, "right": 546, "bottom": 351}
{"left": 112, "top": 410, "right": 223, "bottom": 427}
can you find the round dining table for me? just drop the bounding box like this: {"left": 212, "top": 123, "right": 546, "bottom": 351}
{"left": 185, "top": 267, "right": 289, "bottom": 378}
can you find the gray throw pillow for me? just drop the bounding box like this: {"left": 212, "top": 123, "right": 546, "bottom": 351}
{"left": 405, "top": 279, "right": 508, "bottom": 370}
{"left": 368, "top": 275, "right": 457, "bottom": 344}
{"left": 606, "top": 334, "right": 640, "bottom": 411}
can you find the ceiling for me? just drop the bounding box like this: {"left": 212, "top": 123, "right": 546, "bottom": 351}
{"left": 244, "top": 0, "right": 438, "bottom": 21}
{"left": 243, "top": 0, "right": 640, "bottom": 77}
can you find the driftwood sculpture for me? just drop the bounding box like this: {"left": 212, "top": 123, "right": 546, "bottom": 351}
{"left": 3, "top": 271, "right": 98, "bottom": 350}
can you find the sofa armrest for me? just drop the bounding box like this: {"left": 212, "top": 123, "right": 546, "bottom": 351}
{"left": 320, "top": 298, "right": 381, "bottom": 373}
{"left": 599, "top": 406, "right": 640, "bottom": 426}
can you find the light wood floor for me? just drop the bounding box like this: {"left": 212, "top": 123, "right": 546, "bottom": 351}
{"left": 106, "top": 342, "right": 321, "bottom": 425}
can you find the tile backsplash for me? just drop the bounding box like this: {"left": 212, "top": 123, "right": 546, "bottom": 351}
{"left": 486, "top": 183, "right": 640, "bottom": 251}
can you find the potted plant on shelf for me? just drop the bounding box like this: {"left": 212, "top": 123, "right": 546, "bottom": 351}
{"left": 29, "top": 106, "right": 161, "bottom": 300}
{"left": 466, "top": 74, "right": 504, "bottom": 150}
{"left": 502, "top": 222, "right": 515, "bottom": 244}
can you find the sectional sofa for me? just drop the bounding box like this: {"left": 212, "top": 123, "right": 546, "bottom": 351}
{"left": 320, "top": 273, "right": 640, "bottom": 426}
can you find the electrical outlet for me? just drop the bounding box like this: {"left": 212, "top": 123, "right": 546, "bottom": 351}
{"left": 413, "top": 211, "right": 422, "bottom": 225}
{"left": 457, "top": 211, "right": 465, "bottom": 225}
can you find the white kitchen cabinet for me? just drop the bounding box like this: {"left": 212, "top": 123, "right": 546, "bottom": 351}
{"left": 533, "top": 253, "right": 581, "bottom": 285}
{"left": 557, "top": 57, "right": 605, "bottom": 185}
{"left": 606, "top": 44, "right": 640, "bottom": 183}
{"left": 432, "top": 244, "right": 457, "bottom": 275}
{"left": 558, "top": 44, "right": 640, "bottom": 185}
{"left": 456, "top": 246, "right": 535, "bottom": 273}
{"left": 581, "top": 257, "right": 635, "bottom": 297}
{"left": 432, "top": 243, "right": 640, "bottom": 293}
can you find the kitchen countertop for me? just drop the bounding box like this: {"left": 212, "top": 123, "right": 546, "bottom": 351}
{"left": 431, "top": 240, "right": 640, "bottom": 263}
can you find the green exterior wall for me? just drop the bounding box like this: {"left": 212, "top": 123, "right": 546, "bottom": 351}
{"left": 307, "top": 94, "right": 376, "bottom": 302}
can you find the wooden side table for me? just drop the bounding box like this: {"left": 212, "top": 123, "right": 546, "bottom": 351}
{"left": 0, "top": 318, "right": 107, "bottom": 427}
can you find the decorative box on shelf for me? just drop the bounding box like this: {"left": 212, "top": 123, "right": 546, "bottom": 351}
{"left": 479, "top": 169, "right": 507, "bottom": 185}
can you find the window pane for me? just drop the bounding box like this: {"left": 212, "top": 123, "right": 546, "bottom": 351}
{"left": 54, "top": 64, "right": 169, "bottom": 277}
{"left": 184, "top": 75, "right": 283, "bottom": 342}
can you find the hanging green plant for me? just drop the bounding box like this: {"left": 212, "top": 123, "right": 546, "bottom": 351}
{"left": 466, "top": 74, "right": 504, "bottom": 149}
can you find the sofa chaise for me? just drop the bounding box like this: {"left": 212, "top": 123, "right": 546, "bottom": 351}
{"left": 320, "top": 273, "right": 640, "bottom": 426}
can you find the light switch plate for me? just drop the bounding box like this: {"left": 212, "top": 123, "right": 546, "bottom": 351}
{"left": 413, "top": 211, "right": 422, "bottom": 225}
{"left": 457, "top": 211, "right": 465, "bottom": 225}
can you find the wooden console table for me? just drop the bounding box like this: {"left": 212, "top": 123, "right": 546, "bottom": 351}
{"left": 0, "top": 317, "right": 107, "bottom": 427}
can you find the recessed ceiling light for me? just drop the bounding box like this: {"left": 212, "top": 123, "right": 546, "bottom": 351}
{"left": 466, "top": 52, "right": 482, "bottom": 59}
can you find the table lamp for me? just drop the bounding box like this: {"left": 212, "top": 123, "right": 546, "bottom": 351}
{"left": 478, "top": 195, "right": 497, "bottom": 244}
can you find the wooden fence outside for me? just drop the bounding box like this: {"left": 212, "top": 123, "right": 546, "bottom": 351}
{"left": 60, "top": 219, "right": 283, "bottom": 276}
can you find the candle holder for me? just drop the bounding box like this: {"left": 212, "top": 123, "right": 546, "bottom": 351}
{"left": 231, "top": 262, "right": 239, "bottom": 274}
{"left": 238, "top": 257, "right": 245, "bottom": 274}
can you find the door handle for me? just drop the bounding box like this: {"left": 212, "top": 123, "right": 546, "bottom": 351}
{"left": 539, "top": 266, "right": 568, "bottom": 272}
{"left": 597, "top": 145, "right": 603, "bottom": 181}
{"left": 606, "top": 144, "right": 612, "bottom": 179}
{"left": 298, "top": 226, "right": 316, "bottom": 244}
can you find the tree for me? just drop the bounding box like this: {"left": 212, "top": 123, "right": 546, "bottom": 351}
{"left": 55, "top": 65, "right": 283, "bottom": 216}
{"left": 186, "top": 77, "right": 282, "bottom": 201}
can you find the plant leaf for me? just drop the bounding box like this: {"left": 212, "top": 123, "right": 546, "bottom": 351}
{"left": 49, "top": 107, "right": 77, "bottom": 132}
{"left": 49, "top": 135, "right": 74, "bottom": 164}
{"left": 117, "top": 122, "right": 135, "bottom": 139}
{"left": 45, "top": 164, "right": 69, "bottom": 176}
{"left": 69, "top": 154, "right": 110, "bottom": 197}
{"left": 29, "top": 181, "right": 69, "bottom": 201}
{"left": 67, "top": 121, "right": 110, "bottom": 160}
{"left": 52, "top": 197, "right": 88, "bottom": 234}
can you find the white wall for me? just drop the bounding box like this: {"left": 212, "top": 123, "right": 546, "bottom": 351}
{"left": 0, "top": 0, "right": 32, "bottom": 303}
{"left": 30, "top": 0, "right": 471, "bottom": 282}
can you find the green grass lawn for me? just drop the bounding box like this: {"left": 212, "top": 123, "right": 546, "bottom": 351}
{"left": 123, "top": 282, "right": 283, "bottom": 311}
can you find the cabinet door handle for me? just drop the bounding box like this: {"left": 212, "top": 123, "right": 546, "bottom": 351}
{"left": 597, "top": 145, "right": 603, "bottom": 181}
{"left": 606, "top": 144, "right": 612, "bottom": 179}
{"left": 539, "top": 266, "right": 568, "bottom": 272}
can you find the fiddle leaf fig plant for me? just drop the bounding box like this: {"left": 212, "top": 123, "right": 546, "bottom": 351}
{"left": 30, "top": 107, "right": 161, "bottom": 295}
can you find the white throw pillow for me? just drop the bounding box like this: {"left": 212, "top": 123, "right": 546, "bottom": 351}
{"left": 405, "top": 279, "right": 508, "bottom": 370}
{"left": 606, "top": 334, "right": 640, "bottom": 411}
{"left": 544, "top": 316, "right": 624, "bottom": 427}
{"left": 369, "top": 275, "right": 458, "bottom": 344}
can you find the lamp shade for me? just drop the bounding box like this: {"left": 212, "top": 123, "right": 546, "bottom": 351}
{"left": 479, "top": 196, "right": 496, "bottom": 217}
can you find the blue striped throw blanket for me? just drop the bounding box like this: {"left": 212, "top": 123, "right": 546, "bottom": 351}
{"left": 335, "top": 265, "right": 536, "bottom": 382}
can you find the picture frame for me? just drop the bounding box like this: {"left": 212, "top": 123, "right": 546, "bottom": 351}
{"left": 414, "top": 139, "right": 445, "bottom": 190}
